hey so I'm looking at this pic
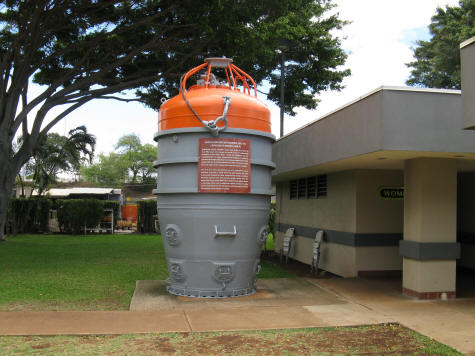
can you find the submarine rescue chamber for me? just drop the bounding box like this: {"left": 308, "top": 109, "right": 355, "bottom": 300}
{"left": 154, "top": 57, "right": 275, "bottom": 297}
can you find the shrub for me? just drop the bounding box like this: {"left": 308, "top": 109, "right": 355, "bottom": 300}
{"left": 36, "top": 198, "right": 52, "bottom": 232}
{"left": 6, "top": 198, "right": 52, "bottom": 235}
{"left": 7, "top": 198, "right": 31, "bottom": 235}
{"left": 57, "top": 199, "right": 104, "bottom": 234}
{"left": 56, "top": 199, "right": 71, "bottom": 233}
{"left": 137, "top": 200, "right": 157, "bottom": 233}
{"left": 83, "top": 199, "right": 105, "bottom": 230}
{"left": 25, "top": 199, "right": 38, "bottom": 232}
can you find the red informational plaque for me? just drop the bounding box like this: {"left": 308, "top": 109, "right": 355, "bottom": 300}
{"left": 198, "top": 138, "right": 251, "bottom": 193}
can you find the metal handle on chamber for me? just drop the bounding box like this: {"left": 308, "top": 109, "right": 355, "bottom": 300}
{"left": 214, "top": 225, "right": 237, "bottom": 238}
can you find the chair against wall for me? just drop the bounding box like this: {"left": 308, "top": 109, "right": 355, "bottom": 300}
{"left": 280, "top": 227, "right": 295, "bottom": 264}
{"left": 311, "top": 230, "right": 324, "bottom": 274}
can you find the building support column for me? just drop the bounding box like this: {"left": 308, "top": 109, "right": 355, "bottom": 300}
{"left": 401, "top": 158, "right": 460, "bottom": 299}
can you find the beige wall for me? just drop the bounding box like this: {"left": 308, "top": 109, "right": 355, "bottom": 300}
{"left": 276, "top": 171, "right": 356, "bottom": 232}
{"left": 356, "top": 247, "right": 402, "bottom": 272}
{"left": 275, "top": 169, "right": 404, "bottom": 277}
{"left": 321, "top": 242, "right": 357, "bottom": 277}
{"left": 275, "top": 171, "right": 357, "bottom": 277}
{"left": 355, "top": 170, "right": 403, "bottom": 233}
{"left": 354, "top": 170, "right": 403, "bottom": 273}
{"left": 274, "top": 232, "right": 358, "bottom": 277}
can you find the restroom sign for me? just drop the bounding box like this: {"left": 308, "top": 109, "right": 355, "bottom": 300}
{"left": 198, "top": 138, "right": 251, "bottom": 193}
{"left": 379, "top": 187, "right": 404, "bottom": 200}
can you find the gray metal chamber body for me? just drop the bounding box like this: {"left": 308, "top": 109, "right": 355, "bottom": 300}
{"left": 154, "top": 127, "right": 275, "bottom": 297}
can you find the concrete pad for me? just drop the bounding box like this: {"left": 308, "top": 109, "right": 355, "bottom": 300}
{"left": 0, "top": 311, "right": 190, "bottom": 335}
{"left": 432, "top": 299, "right": 475, "bottom": 317}
{"left": 303, "top": 303, "right": 393, "bottom": 327}
{"left": 309, "top": 277, "right": 407, "bottom": 304}
{"left": 130, "top": 278, "right": 345, "bottom": 311}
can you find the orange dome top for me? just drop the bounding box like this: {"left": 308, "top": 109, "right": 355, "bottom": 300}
{"left": 158, "top": 58, "right": 271, "bottom": 133}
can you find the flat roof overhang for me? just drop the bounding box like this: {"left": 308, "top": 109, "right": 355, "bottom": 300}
{"left": 272, "top": 149, "right": 475, "bottom": 182}
{"left": 272, "top": 87, "right": 475, "bottom": 182}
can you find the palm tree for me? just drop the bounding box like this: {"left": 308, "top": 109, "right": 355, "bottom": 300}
{"left": 26, "top": 126, "right": 96, "bottom": 196}
{"left": 64, "top": 126, "right": 97, "bottom": 179}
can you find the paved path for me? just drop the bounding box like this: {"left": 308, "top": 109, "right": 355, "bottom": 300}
{"left": 313, "top": 278, "right": 475, "bottom": 356}
{"left": 0, "top": 306, "right": 391, "bottom": 335}
{"left": 0, "top": 277, "right": 474, "bottom": 355}
{"left": 0, "top": 310, "right": 189, "bottom": 335}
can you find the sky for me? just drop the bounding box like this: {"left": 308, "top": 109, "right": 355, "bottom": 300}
{"left": 40, "top": 0, "right": 461, "bottom": 155}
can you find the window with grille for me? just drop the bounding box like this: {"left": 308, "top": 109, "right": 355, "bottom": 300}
{"left": 317, "top": 174, "right": 327, "bottom": 198}
{"left": 290, "top": 180, "right": 298, "bottom": 199}
{"left": 297, "top": 178, "right": 307, "bottom": 199}
{"left": 290, "top": 175, "right": 327, "bottom": 200}
{"left": 307, "top": 176, "right": 316, "bottom": 198}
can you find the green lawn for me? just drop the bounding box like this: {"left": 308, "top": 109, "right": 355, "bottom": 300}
{"left": 0, "top": 234, "right": 293, "bottom": 311}
{"left": 0, "top": 325, "right": 462, "bottom": 355}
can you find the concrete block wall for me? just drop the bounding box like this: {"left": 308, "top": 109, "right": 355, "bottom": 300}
{"left": 274, "top": 169, "right": 404, "bottom": 277}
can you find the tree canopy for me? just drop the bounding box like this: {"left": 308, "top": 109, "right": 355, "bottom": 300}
{"left": 23, "top": 126, "right": 96, "bottom": 196}
{"left": 81, "top": 134, "right": 156, "bottom": 186}
{"left": 0, "top": 0, "right": 348, "bottom": 240}
{"left": 406, "top": 0, "right": 475, "bottom": 89}
{"left": 80, "top": 152, "right": 128, "bottom": 187}
{"left": 115, "top": 134, "right": 156, "bottom": 184}
{"left": 137, "top": 0, "right": 350, "bottom": 115}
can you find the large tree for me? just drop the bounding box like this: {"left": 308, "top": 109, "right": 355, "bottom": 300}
{"left": 80, "top": 152, "right": 129, "bottom": 187}
{"left": 115, "top": 134, "right": 144, "bottom": 184}
{"left": 406, "top": 0, "right": 475, "bottom": 89}
{"left": 0, "top": 0, "right": 349, "bottom": 240}
{"left": 115, "top": 134, "right": 157, "bottom": 184}
{"left": 82, "top": 133, "right": 156, "bottom": 185}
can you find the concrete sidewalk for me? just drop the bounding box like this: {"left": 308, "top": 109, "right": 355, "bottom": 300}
{"left": 312, "top": 277, "right": 475, "bottom": 356}
{"left": 0, "top": 310, "right": 190, "bottom": 335}
{"left": 0, "top": 305, "right": 391, "bottom": 335}
{"left": 0, "top": 277, "right": 473, "bottom": 355}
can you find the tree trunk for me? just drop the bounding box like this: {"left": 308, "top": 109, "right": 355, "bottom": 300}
{"left": 132, "top": 171, "right": 138, "bottom": 184}
{"left": 0, "top": 133, "right": 30, "bottom": 241}
{"left": 17, "top": 174, "right": 25, "bottom": 197}
{"left": 0, "top": 162, "right": 17, "bottom": 241}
